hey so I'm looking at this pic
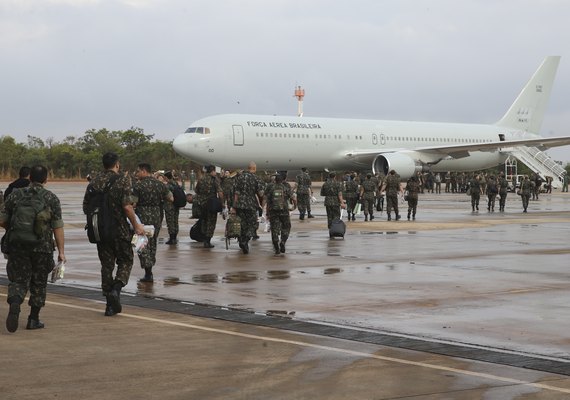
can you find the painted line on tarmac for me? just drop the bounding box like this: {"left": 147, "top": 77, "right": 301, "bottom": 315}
{"left": 37, "top": 297, "right": 570, "bottom": 395}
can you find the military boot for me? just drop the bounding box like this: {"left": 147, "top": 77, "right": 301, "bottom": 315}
{"left": 166, "top": 235, "right": 178, "bottom": 245}
{"left": 279, "top": 241, "right": 286, "bottom": 253}
{"left": 273, "top": 241, "right": 280, "bottom": 255}
{"left": 387, "top": 214, "right": 391, "bottom": 221}
{"left": 6, "top": 299, "right": 21, "bottom": 333}
{"left": 407, "top": 211, "right": 411, "bottom": 221}
{"left": 139, "top": 268, "right": 154, "bottom": 283}
{"left": 299, "top": 213, "right": 305, "bottom": 220}
{"left": 307, "top": 212, "right": 315, "bottom": 218}
{"left": 108, "top": 282, "right": 123, "bottom": 314}
{"left": 203, "top": 237, "right": 214, "bottom": 248}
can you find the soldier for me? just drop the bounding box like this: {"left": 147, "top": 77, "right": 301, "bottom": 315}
{"left": 520, "top": 175, "right": 532, "bottom": 212}
{"left": 320, "top": 172, "right": 346, "bottom": 229}
{"left": 232, "top": 161, "right": 265, "bottom": 254}
{"left": 342, "top": 173, "right": 359, "bottom": 221}
{"left": 381, "top": 170, "right": 402, "bottom": 221}
{"left": 195, "top": 165, "right": 224, "bottom": 248}
{"left": 468, "top": 174, "right": 482, "bottom": 212}
{"left": 359, "top": 173, "right": 376, "bottom": 221}
{"left": 562, "top": 172, "right": 569, "bottom": 193}
{"left": 221, "top": 170, "right": 236, "bottom": 209}
{"left": 189, "top": 169, "right": 197, "bottom": 191}
{"left": 497, "top": 171, "right": 509, "bottom": 212}
{"left": 405, "top": 175, "right": 420, "bottom": 220}
{"left": 532, "top": 173, "right": 542, "bottom": 200}
{"left": 265, "top": 173, "right": 296, "bottom": 255}
{"left": 1, "top": 165, "right": 66, "bottom": 332}
{"left": 134, "top": 163, "right": 173, "bottom": 282}
{"left": 4, "top": 166, "right": 30, "bottom": 200}
{"left": 295, "top": 167, "right": 314, "bottom": 220}
{"left": 434, "top": 172, "right": 442, "bottom": 194}
{"left": 163, "top": 171, "right": 181, "bottom": 245}
{"left": 84, "top": 152, "right": 144, "bottom": 317}
{"left": 444, "top": 171, "right": 451, "bottom": 193}
{"left": 486, "top": 175, "right": 498, "bottom": 212}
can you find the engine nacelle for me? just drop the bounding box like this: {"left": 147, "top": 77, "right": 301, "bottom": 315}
{"left": 372, "top": 152, "right": 424, "bottom": 180}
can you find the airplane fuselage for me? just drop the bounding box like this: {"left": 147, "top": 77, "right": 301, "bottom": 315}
{"left": 173, "top": 114, "right": 529, "bottom": 173}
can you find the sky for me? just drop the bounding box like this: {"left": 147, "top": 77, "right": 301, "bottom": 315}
{"left": 1, "top": 0, "right": 570, "bottom": 163}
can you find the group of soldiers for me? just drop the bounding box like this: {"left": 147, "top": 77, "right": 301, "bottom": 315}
{"left": 1, "top": 155, "right": 567, "bottom": 333}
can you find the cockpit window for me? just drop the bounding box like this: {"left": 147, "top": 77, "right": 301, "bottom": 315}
{"left": 184, "top": 127, "right": 210, "bottom": 134}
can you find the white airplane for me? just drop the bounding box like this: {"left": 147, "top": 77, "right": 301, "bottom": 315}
{"left": 173, "top": 56, "right": 570, "bottom": 180}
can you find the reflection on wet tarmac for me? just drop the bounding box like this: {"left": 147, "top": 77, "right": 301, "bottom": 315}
{"left": 267, "top": 270, "right": 290, "bottom": 280}
{"left": 192, "top": 274, "right": 220, "bottom": 283}
{"left": 324, "top": 268, "right": 342, "bottom": 275}
{"left": 223, "top": 271, "right": 259, "bottom": 283}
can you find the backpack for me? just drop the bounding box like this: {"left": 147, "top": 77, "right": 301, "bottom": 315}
{"left": 488, "top": 182, "right": 498, "bottom": 194}
{"left": 270, "top": 184, "right": 287, "bottom": 211}
{"left": 171, "top": 184, "right": 187, "bottom": 208}
{"left": 85, "top": 174, "right": 120, "bottom": 244}
{"left": 8, "top": 187, "right": 48, "bottom": 245}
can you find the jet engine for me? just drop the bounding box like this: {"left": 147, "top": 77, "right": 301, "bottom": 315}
{"left": 372, "top": 152, "right": 424, "bottom": 179}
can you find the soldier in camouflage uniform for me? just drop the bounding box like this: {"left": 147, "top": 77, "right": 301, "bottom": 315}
{"left": 405, "top": 175, "right": 420, "bottom": 220}
{"left": 0, "top": 165, "right": 66, "bottom": 332}
{"left": 381, "top": 170, "right": 402, "bottom": 221}
{"left": 134, "top": 163, "right": 173, "bottom": 282}
{"left": 320, "top": 172, "right": 346, "bottom": 229}
{"left": 232, "top": 161, "right": 265, "bottom": 254}
{"left": 468, "top": 174, "right": 482, "bottom": 212}
{"left": 195, "top": 165, "right": 224, "bottom": 248}
{"left": 520, "top": 175, "right": 532, "bottom": 212}
{"left": 497, "top": 172, "right": 509, "bottom": 212}
{"left": 163, "top": 171, "right": 181, "bottom": 245}
{"left": 295, "top": 167, "right": 314, "bottom": 220}
{"left": 265, "top": 173, "right": 296, "bottom": 255}
{"left": 221, "top": 170, "right": 236, "bottom": 209}
{"left": 342, "top": 173, "right": 359, "bottom": 221}
{"left": 83, "top": 152, "right": 144, "bottom": 317}
{"left": 359, "top": 173, "right": 376, "bottom": 221}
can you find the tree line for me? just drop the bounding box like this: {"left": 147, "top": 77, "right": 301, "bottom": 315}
{"left": 0, "top": 128, "right": 200, "bottom": 180}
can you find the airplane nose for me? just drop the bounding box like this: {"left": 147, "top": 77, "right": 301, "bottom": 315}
{"left": 172, "top": 134, "right": 190, "bottom": 157}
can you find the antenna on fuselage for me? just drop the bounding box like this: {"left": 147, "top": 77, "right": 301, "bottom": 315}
{"left": 294, "top": 85, "right": 305, "bottom": 117}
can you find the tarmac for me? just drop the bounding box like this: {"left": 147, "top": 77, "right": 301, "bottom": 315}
{"left": 1, "top": 181, "right": 570, "bottom": 399}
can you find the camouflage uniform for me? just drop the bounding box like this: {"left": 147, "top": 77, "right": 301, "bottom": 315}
{"left": 520, "top": 177, "right": 532, "bottom": 212}
{"left": 384, "top": 173, "right": 401, "bottom": 221}
{"left": 342, "top": 177, "right": 359, "bottom": 221}
{"left": 0, "top": 183, "right": 63, "bottom": 314}
{"left": 189, "top": 170, "right": 196, "bottom": 191}
{"left": 486, "top": 176, "right": 498, "bottom": 212}
{"left": 233, "top": 171, "right": 265, "bottom": 253}
{"left": 195, "top": 174, "right": 223, "bottom": 243}
{"left": 360, "top": 177, "right": 376, "bottom": 221}
{"left": 320, "top": 177, "right": 343, "bottom": 229}
{"left": 295, "top": 170, "right": 313, "bottom": 219}
{"left": 405, "top": 177, "right": 420, "bottom": 220}
{"left": 468, "top": 177, "right": 481, "bottom": 211}
{"left": 221, "top": 175, "right": 235, "bottom": 209}
{"left": 164, "top": 178, "right": 180, "bottom": 240}
{"left": 265, "top": 181, "right": 294, "bottom": 254}
{"left": 133, "top": 176, "right": 172, "bottom": 275}
{"left": 83, "top": 170, "right": 137, "bottom": 296}
{"left": 498, "top": 174, "right": 508, "bottom": 212}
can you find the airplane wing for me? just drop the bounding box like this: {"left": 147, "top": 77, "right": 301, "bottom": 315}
{"left": 344, "top": 135, "right": 570, "bottom": 164}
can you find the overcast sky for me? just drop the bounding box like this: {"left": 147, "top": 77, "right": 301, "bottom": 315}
{"left": 1, "top": 0, "right": 569, "bottom": 162}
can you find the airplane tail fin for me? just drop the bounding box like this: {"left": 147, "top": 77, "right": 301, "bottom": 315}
{"left": 496, "top": 56, "right": 560, "bottom": 134}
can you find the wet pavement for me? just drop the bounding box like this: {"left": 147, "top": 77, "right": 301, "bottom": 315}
{"left": 2, "top": 182, "right": 570, "bottom": 366}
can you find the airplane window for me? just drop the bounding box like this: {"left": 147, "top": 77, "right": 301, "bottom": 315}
{"left": 185, "top": 127, "right": 196, "bottom": 133}
{"left": 205, "top": 128, "right": 210, "bottom": 134}
{"left": 196, "top": 127, "right": 204, "bottom": 134}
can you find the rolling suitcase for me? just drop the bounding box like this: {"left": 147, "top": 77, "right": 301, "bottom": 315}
{"left": 329, "top": 209, "right": 346, "bottom": 239}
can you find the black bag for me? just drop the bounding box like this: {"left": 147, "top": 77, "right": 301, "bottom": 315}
{"left": 207, "top": 196, "right": 223, "bottom": 213}
{"left": 376, "top": 195, "right": 384, "bottom": 212}
{"left": 329, "top": 218, "right": 346, "bottom": 239}
{"left": 189, "top": 219, "right": 205, "bottom": 242}
{"left": 85, "top": 174, "right": 120, "bottom": 244}
{"left": 172, "top": 184, "right": 187, "bottom": 208}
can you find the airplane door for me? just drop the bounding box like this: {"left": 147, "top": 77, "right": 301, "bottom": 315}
{"left": 233, "top": 125, "right": 244, "bottom": 146}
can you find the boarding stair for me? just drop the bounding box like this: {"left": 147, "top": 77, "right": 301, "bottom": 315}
{"left": 509, "top": 146, "right": 566, "bottom": 188}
